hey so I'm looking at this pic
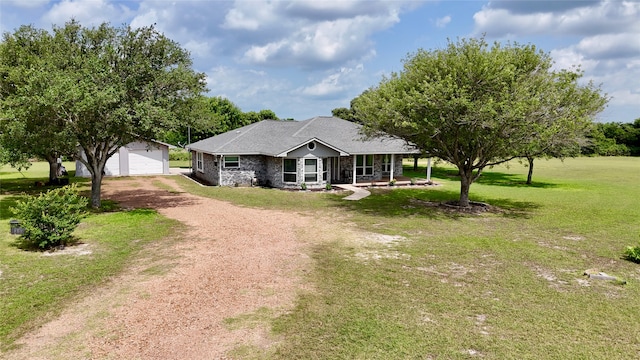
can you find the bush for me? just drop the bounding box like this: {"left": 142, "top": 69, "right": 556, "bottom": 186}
{"left": 169, "top": 149, "right": 191, "bottom": 161}
{"left": 11, "top": 185, "right": 88, "bottom": 250}
{"left": 624, "top": 242, "right": 640, "bottom": 263}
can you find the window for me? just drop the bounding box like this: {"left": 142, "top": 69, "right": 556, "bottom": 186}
{"left": 196, "top": 152, "right": 203, "bottom": 172}
{"left": 382, "top": 154, "right": 391, "bottom": 173}
{"left": 304, "top": 158, "right": 318, "bottom": 182}
{"left": 224, "top": 155, "right": 239, "bottom": 168}
{"left": 356, "top": 155, "right": 373, "bottom": 176}
{"left": 283, "top": 158, "right": 297, "bottom": 183}
{"left": 307, "top": 141, "right": 316, "bottom": 150}
{"left": 322, "top": 158, "right": 328, "bottom": 181}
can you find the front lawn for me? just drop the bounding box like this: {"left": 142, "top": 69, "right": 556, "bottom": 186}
{"left": 0, "top": 164, "right": 181, "bottom": 351}
{"left": 178, "top": 157, "right": 640, "bottom": 359}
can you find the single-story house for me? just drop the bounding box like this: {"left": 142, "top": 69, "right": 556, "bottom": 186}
{"left": 187, "top": 116, "right": 420, "bottom": 189}
{"left": 75, "top": 140, "right": 172, "bottom": 177}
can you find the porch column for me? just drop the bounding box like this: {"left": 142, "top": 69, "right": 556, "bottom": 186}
{"left": 390, "top": 154, "right": 395, "bottom": 181}
{"left": 352, "top": 155, "right": 357, "bottom": 185}
{"left": 219, "top": 155, "right": 223, "bottom": 186}
{"left": 426, "top": 157, "right": 432, "bottom": 182}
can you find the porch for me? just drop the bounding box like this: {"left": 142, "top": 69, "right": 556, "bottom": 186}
{"left": 351, "top": 176, "right": 433, "bottom": 187}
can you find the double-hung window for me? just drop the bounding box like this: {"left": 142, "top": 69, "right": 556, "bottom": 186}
{"left": 382, "top": 154, "right": 391, "bottom": 173}
{"left": 283, "top": 158, "right": 297, "bottom": 183}
{"left": 196, "top": 152, "right": 204, "bottom": 172}
{"left": 356, "top": 155, "right": 374, "bottom": 176}
{"left": 304, "top": 159, "right": 318, "bottom": 182}
{"left": 224, "top": 155, "right": 239, "bottom": 168}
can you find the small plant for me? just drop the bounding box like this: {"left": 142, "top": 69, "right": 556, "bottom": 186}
{"left": 325, "top": 183, "right": 332, "bottom": 191}
{"left": 11, "top": 184, "right": 88, "bottom": 250}
{"left": 389, "top": 178, "right": 397, "bottom": 186}
{"left": 624, "top": 242, "right": 640, "bottom": 263}
{"left": 410, "top": 177, "right": 417, "bottom": 185}
{"left": 300, "top": 182, "right": 307, "bottom": 190}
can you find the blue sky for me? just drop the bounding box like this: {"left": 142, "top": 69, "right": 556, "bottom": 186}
{"left": 1, "top": 0, "right": 639, "bottom": 122}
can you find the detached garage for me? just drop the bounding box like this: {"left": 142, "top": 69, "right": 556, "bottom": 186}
{"left": 76, "top": 140, "right": 171, "bottom": 177}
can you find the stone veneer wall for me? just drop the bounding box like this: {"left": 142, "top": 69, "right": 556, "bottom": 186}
{"left": 192, "top": 152, "right": 219, "bottom": 185}
{"left": 220, "top": 155, "right": 266, "bottom": 187}
{"left": 191, "top": 153, "right": 406, "bottom": 187}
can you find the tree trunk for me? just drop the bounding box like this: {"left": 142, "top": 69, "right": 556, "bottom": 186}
{"left": 459, "top": 171, "right": 471, "bottom": 207}
{"left": 45, "top": 155, "right": 59, "bottom": 184}
{"left": 90, "top": 172, "right": 103, "bottom": 208}
{"left": 526, "top": 156, "right": 534, "bottom": 185}
{"left": 413, "top": 156, "right": 418, "bottom": 171}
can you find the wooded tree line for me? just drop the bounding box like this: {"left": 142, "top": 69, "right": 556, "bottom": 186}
{"left": 583, "top": 119, "right": 640, "bottom": 156}
{"left": 158, "top": 96, "right": 281, "bottom": 147}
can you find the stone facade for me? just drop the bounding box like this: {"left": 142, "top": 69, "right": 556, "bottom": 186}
{"left": 191, "top": 151, "right": 405, "bottom": 188}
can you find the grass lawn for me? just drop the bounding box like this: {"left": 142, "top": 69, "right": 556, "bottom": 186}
{"left": 1, "top": 157, "right": 640, "bottom": 358}
{"left": 0, "top": 163, "right": 182, "bottom": 351}
{"left": 267, "top": 157, "right": 640, "bottom": 359}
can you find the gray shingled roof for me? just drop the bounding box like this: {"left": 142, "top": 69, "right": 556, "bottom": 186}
{"left": 188, "top": 116, "right": 418, "bottom": 156}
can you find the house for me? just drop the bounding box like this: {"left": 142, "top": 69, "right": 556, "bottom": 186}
{"left": 187, "top": 116, "right": 420, "bottom": 189}
{"left": 75, "top": 140, "right": 172, "bottom": 177}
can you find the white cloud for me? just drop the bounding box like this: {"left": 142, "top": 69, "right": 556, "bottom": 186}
{"left": 435, "top": 15, "right": 451, "bottom": 28}
{"left": 302, "top": 65, "right": 365, "bottom": 98}
{"left": 42, "top": 0, "right": 133, "bottom": 27}
{"left": 221, "top": 1, "right": 407, "bottom": 68}
{"left": 474, "top": 1, "right": 640, "bottom": 37}
{"left": 4, "top": 0, "right": 49, "bottom": 9}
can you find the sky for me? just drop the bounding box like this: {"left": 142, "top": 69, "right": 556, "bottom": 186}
{"left": 1, "top": 0, "right": 639, "bottom": 122}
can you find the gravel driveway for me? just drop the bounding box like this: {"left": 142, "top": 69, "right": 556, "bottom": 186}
{"left": 6, "top": 176, "right": 315, "bottom": 359}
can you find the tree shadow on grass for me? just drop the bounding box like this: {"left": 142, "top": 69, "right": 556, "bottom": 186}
{"left": 406, "top": 166, "right": 558, "bottom": 189}
{"left": 331, "top": 187, "right": 540, "bottom": 220}
{"left": 0, "top": 195, "right": 22, "bottom": 220}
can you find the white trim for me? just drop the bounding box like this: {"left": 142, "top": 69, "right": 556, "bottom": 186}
{"left": 355, "top": 154, "right": 373, "bottom": 176}
{"left": 426, "top": 157, "right": 432, "bottom": 182}
{"left": 304, "top": 158, "right": 319, "bottom": 183}
{"left": 283, "top": 158, "right": 297, "bottom": 183}
{"left": 352, "top": 155, "right": 357, "bottom": 185}
{"left": 390, "top": 154, "right": 395, "bottom": 181}
{"left": 196, "top": 152, "right": 204, "bottom": 172}
{"left": 223, "top": 155, "right": 240, "bottom": 168}
{"left": 276, "top": 137, "right": 348, "bottom": 157}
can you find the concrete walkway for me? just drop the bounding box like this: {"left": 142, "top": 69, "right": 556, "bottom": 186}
{"left": 334, "top": 184, "right": 371, "bottom": 200}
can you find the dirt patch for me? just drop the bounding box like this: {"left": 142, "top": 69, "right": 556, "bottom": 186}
{"left": 4, "top": 176, "right": 316, "bottom": 359}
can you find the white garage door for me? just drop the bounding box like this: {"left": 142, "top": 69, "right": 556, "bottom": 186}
{"left": 129, "top": 149, "right": 163, "bottom": 175}
{"left": 104, "top": 153, "right": 120, "bottom": 176}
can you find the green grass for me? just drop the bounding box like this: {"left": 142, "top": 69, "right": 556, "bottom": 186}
{"left": 0, "top": 163, "right": 182, "bottom": 351}
{"left": 269, "top": 157, "right": 640, "bottom": 359}
{"left": 2, "top": 158, "right": 640, "bottom": 358}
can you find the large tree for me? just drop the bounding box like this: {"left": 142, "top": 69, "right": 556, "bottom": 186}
{"left": 354, "top": 37, "right": 607, "bottom": 206}
{"left": 0, "top": 26, "right": 78, "bottom": 181}
{"left": 0, "top": 21, "right": 206, "bottom": 207}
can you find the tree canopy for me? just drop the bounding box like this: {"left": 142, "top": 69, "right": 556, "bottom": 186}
{"left": 159, "top": 96, "right": 280, "bottom": 146}
{"left": 354, "top": 37, "right": 607, "bottom": 206}
{"left": 0, "top": 21, "right": 206, "bottom": 207}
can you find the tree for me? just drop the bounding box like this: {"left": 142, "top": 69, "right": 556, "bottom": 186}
{"left": 354, "top": 37, "right": 607, "bottom": 207}
{"left": 0, "top": 25, "right": 78, "bottom": 182}
{"left": 518, "top": 70, "right": 607, "bottom": 183}
{"left": 0, "top": 21, "right": 206, "bottom": 207}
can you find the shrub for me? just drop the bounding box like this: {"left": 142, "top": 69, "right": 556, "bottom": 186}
{"left": 169, "top": 149, "right": 191, "bottom": 161}
{"left": 11, "top": 185, "right": 88, "bottom": 250}
{"left": 624, "top": 242, "right": 640, "bottom": 263}
{"left": 300, "top": 182, "right": 307, "bottom": 190}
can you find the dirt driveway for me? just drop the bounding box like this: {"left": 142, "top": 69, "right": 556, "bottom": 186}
{"left": 5, "top": 176, "right": 318, "bottom": 359}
